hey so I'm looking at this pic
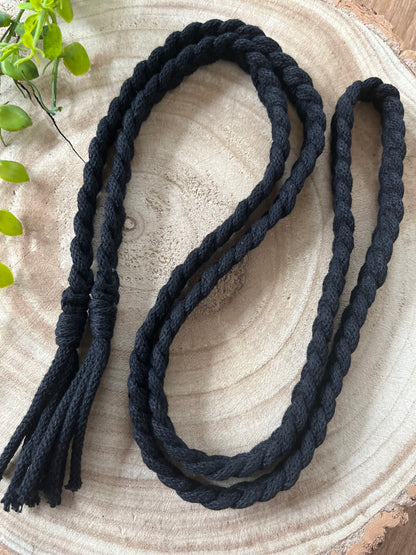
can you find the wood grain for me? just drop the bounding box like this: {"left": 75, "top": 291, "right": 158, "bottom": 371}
{"left": 377, "top": 506, "right": 416, "bottom": 555}
{"left": 331, "top": 4, "right": 416, "bottom": 552}
{"left": 0, "top": 1, "right": 415, "bottom": 554}
{"left": 360, "top": 0, "right": 416, "bottom": 52}
{"left": 334, "top": 0, "right": 416, "bottom": 63}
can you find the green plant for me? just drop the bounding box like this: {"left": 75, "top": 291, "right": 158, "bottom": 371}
{"left": 0, "top": 1, "right": 90, "bottom": 287}
{"left": 0, "top": 1, "right": 90, "bottom": 115}
{"left": 0, "top": 102, "right": 30, "bottom": 287}
{"left": 0, "top": 208, "right": 23, "bottom": 287}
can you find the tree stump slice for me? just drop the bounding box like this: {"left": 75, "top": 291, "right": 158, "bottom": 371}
{"left": 0, "top": 1, "right": 415, "bottom": 553}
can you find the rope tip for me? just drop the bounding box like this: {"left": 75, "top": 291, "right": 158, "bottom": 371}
{"left": 65, "top": 477, "right": 82, "bottom": 492}
{"left": 2, "top": 492, "right": 23, "bottom": 513}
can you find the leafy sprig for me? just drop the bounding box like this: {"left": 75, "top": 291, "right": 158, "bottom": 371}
{"left": 0, "top": 0, "right": 90, "bottom": 288}
{"left": 0, "top": 102, "right": 30, "bottom": 287}
{"left": 0, "top": 0, "right": 90, "bottom": 115}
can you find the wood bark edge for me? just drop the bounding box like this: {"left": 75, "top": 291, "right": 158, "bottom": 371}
{"left": 328, "top": 0, "right": 416, "bottom": 74}
{"left": 329, "top": 485, "right": 416, "bottom": 554}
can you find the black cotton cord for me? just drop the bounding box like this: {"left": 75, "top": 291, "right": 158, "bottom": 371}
{"left": 0, "top": 19, "right": 405, "bottom": 512}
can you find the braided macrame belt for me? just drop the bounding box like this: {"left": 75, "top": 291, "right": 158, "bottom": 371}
{"left": 0, "top": 19, "right": 406, "bottom": 512}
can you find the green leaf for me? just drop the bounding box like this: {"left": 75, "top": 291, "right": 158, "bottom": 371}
{"left": 24, "top": 13, "right": 38, "bottom": 34}
{"left": 43, "top": 24, "right": 62, "bottom": 60}
{"left": 0, "top": 160, "right": 29, "bottom": 182}
{"left": 1, "top": 57, "right": 39, "bottom": 80}
{"left": 63, "top": 42, "right": 90, "bottom": 75}
{"left": 22, "top": 31, "right": 34, "bottom": 49}
{"left": 0, "top": 104, "right": 32, "bottom": 131}
{"left": 0, "top": 262, "right": 14, "bottom": 288}
{"left": 0, "top": 210, "right": 22, "bottom": 236}
{"left": 56, "top": 0, "right": 73, "bottom": 23}
{"left": 0, "top": 44, "right": 18, "bottom": 63}
{"left": 30, "top": 0, "right": 42, "bottom": 9}
{"left": 15, "top": 22, "right": 25, "bottom": 37}
{"left": 17, "top": 3, "right": 36, "bottom": 11}
{"left": 0, "top": 12, "right": 11, "bottom": 27}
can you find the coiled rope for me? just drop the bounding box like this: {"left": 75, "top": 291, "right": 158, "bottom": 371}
{"left": 0, "top": 19, "right": 405, "bottom": 512}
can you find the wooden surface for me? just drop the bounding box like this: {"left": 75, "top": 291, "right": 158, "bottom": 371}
{"left": 0, "top": 0, "right": 415, "bottom": 554}
{"left": 364, "top": 0, "right": 416, "bottom": 52}
{"left": 377, "top": 504, "right": 416, "bottom": 555}
{"left": 357, "top": 0, "right": 416, "bottom": 53}
{"left": 331, "top": 4, "right": 416, "bottom": 552}
{"left": 346, "top": 2, "right": 416, "bottom": 553}
{"left": 335, "top": 0, "right": 416, "bottom": 60}
{"left": 373, "top": 0, "right": 415, "bottom": 49}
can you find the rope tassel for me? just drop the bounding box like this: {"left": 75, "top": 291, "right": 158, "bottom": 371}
{"left": 0, "top": 304, "right": 114, "bottom": 511}
{"left": 0, "top": 19, "right": 405, "bottom": 511}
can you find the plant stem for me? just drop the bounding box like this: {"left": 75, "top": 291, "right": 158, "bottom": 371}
{"left": 32, "top": 8, "right": 47, "bottom": 51}
{"left": 51, "top": 58, "right": 59, "bottom": 113}
{"left": 0, "top": 9, "right": 24, "bottom": 43}
{"left": 25, "top": 78, "right": 59, "bottom": 116}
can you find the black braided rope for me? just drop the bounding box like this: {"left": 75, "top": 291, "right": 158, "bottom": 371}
{"left": 0, "top": 19, "right": 405, "bottom": 512}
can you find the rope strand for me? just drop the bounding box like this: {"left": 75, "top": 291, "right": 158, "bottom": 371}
{"left": 0, "top": 19, "right": 405, "bottom": 512}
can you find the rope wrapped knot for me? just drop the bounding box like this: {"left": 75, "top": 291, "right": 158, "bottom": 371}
{"left": 0, "top": 19, "right": 405, "bottom": 511}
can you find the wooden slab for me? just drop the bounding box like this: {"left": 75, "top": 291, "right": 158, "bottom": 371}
{"left": 335, "top": 0, "right": 416, "bottom": 59}
{"left": 0, "top": 0, "right": 415, "bottom": 553}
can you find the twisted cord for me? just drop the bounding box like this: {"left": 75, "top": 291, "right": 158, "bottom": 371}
{"left": 128, "top": 78, "right": 405, "bottom": 510}
{"left": 0, "top": 20, "right": 405, "bottom": 512}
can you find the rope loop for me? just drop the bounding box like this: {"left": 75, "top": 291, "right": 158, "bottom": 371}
{"left": 0, "top": 19, "right": 405, "bottom": 512}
